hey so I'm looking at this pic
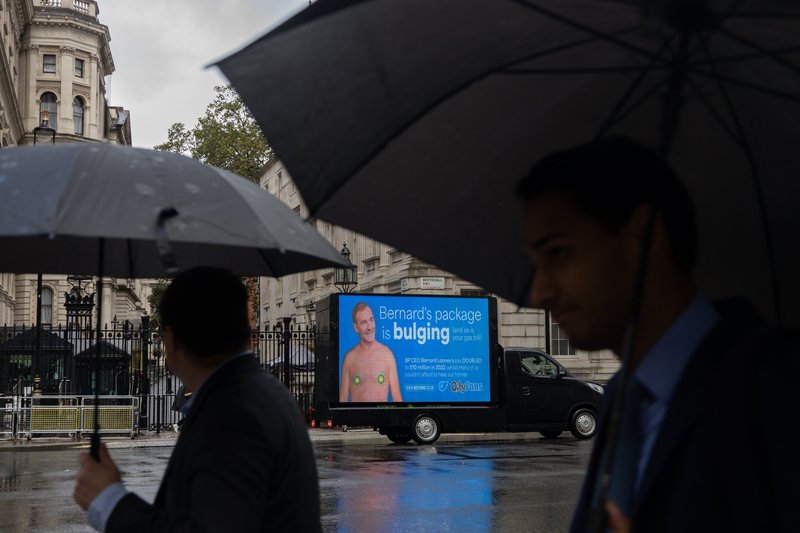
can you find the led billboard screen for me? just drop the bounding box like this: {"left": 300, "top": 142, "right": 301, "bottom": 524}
{"left": 337, "top": 294, "right": 491, "bottom": 403}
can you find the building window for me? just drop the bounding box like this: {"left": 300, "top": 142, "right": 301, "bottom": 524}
{"left": 39, "top": 92, "right": 57, "bottom": 129}
{"left": 550, "top": 322, "right": 575, "bottom": 356}
{"left": 460, "top": 289, "right": 488, "bottom": 297}
{"left": 73, "top": 97, "right": 84, "bottom": 136}
{"left": 43, "top": 54, "right": 56, "bottom": 73}
{"left": 41, "top": 287, "right": 53, "bottom": 324}
{"left": 75, "top": 58, "right": 84, "bottom": 78}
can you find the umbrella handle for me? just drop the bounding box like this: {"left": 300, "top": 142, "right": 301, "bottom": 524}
{"left": 90, "top": 431, "right": 100, "bottom": 461}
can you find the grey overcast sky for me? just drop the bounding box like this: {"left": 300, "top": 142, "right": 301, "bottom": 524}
{"left": 99, "top": 0, "right": 307, "bottom": 148}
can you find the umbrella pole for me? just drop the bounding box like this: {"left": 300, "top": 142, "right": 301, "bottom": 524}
{"left": 585, "top": 21, "right": 694, "bottom": 531}
{"left": 90, "top": 239, "right": 105, "bottom": 460}
{"left": 585, "top": 209, "right": 656, "bottom": 532}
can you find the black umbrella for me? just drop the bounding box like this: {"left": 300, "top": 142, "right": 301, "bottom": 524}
{"left": 217, "top": 2, "right": 800, "bottom": 529}
{"left": 216, "top": 0, "right": 800, "bottom": 329}
{"left": 0, "top": 143, "right": 348, "bottom": 456}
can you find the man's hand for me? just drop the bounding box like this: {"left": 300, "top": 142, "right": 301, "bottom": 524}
{"left": 73, "top": 443, "right": 122, "bottom": 510}
{"left": 605, "top": 500, "right": 632, "bottom": 533}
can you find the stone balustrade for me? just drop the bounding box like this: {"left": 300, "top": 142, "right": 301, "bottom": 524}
{"left": 38, "top": 0, "right": 98, "bottom": 17}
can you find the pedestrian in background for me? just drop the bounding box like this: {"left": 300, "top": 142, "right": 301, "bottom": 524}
{"left": 74, "top": 267, "right": 322, "bottom": 532}
{"left": 170, "top": 383, "right": 192, "bottom": 432}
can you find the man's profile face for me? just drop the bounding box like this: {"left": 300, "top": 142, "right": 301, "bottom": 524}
{"left": 522, "top": 191, "right": 639, "bottom": 352}
{"left": 353, "top": 306, "right": 376, "bottom": 344}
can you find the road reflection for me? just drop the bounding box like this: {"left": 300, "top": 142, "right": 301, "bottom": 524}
{"left": 334, "top": 447, "right": 495, "bottom": 533}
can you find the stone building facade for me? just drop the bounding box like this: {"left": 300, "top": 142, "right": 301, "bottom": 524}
{"left": 258, "top": 160, "right": 620, "bottom": 382}
{"left": 0, "top": 0, "right": 147, "bottom": 329}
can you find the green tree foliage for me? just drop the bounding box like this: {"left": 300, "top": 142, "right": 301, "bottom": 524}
{"left": 154, "top": 85, "right": 273, "bottom": 181}
{"left": 146, "top": 278, "right": 170, "bottom": 327}
{"left": 154, "top": 86, "right": 271, "bottom": 327}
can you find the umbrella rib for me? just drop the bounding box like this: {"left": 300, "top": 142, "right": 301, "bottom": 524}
{"left": 504, "top": 66, "right": 671, "bottom": 74}
{"left": 496, "top": 25, "right": 644, "bottom": 73}
{"left": 598, "top": 72, "right": 674, "bottom": 135}
{"left": 688, "top": 69, "right": 800, "bottom": 103}
{"left": 714, "top": 26, "right": 800, "bottom": 78}
{"left": 595, "top": 31, "right": 678, "bottom": 138}
{"left": 683, "top": 74, "right": 744, "bottom": 147}
{"left": 725, "top": 11, "right": 800, "bottom": 20}
{"left": 512, "top": 0, "right": 668, "bottom": 64}
{"left": 688, "top": 45, "right": 800, "bottom": 69}
{"left": 697, "top": 39, "right": 782, "bottom": 324}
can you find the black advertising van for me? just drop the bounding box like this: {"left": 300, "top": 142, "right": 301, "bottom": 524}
{"left": 313, "top": 293, "right": 603, "bottom": 444}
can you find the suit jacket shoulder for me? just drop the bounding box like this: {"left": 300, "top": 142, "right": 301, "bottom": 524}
{"left": 108, "top": 354, "right": 322, "bottom": 533}
{"left": 571, "top": 299, "right": 796, "bottom": 533}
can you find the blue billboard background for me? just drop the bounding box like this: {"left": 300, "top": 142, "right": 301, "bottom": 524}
{"left": 338, "top": 294, "right": 491, "bottom": 402}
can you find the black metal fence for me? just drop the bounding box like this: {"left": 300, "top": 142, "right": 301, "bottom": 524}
{"left": 0, "top": 323, "right": 316, "bottom": 432}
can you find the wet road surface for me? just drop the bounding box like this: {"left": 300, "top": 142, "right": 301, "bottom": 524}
{"left": 0, "top": 434, "right": 592, "bottom": 532}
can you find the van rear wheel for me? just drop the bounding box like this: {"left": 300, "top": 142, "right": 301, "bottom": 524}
{"left": 412, "top": 414, "right": 441, "bottom": 444}
{"left": 570, "top": 408, "right": 597, "bottom": 439}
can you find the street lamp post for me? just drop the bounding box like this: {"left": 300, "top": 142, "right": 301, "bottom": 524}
{"left": 334, "top": 243, "right": 358, "bottom": 293}
{"left": 139, "top": 313, "right": 150, "bottom": 429}
{"left": 32, "top": 112, "right": 57, "bottom": 396}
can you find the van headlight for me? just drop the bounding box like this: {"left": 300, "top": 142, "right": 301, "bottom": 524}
{"left": 586, "top": 382, "right": 604, "bottom": 394}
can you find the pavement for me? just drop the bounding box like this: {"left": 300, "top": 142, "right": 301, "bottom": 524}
{"left": 0, "top": 426, "right": 558, "bottom": 452}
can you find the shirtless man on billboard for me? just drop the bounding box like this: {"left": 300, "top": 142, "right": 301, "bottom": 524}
{"left": 340, "top": 302, "right": 403, "bottom": 402}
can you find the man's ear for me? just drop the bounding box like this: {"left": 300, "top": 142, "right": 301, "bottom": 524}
{"left": 626, "top": 204, "right": 666, "bottom": 244}
{"left": 625, "top": 204, "right": 670, "bottom": 264}
{"left": 163, "top": 326, "right": 179, "bottom": 355}
{"left": 626, "top": 204, "right": 652, "bottom": 242}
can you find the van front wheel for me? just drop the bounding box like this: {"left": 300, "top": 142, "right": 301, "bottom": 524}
{"left": 570, "top": 408, "right": 597, "bottom": 439}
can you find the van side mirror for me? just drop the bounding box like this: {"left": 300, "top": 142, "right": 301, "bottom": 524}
{"left": 557, "top": 368, "right": 567, "bottom": 378}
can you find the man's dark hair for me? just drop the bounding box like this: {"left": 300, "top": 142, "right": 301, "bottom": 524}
{"left": 159, "top": 267, "right": 251, "bottom": 358}
{"left": 516, "top": 136, "right": 697, "bottom": 273}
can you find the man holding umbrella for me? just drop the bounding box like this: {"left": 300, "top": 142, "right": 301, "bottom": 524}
{"left": 73, "top": 267, "right": 322, "bottom": 532}
{"left": 517, "top": 137, "right": 798, "bottom": 532}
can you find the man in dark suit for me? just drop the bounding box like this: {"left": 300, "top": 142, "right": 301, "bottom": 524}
{"left": 517, "top": 137, "right": 798, "bottom": 532}
{"left": 74, "top": 267, "right": 322, "bottom": 532}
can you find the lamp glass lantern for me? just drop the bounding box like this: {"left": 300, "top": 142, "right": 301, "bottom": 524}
{"left": 334, "top": 243, "right": 358, "bottom": 293}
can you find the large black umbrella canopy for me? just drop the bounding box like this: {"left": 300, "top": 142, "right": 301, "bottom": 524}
{"left": 217, "top": 0, "right": 800, "bottom": 328}
{"left": 0, "top": 143, "right": 348, "bottom": 276}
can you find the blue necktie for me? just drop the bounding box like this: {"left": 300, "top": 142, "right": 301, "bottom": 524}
{"left": 606, "top": 379, "right": 647, "bottom": 516}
